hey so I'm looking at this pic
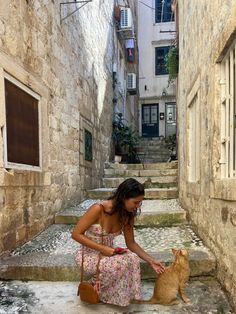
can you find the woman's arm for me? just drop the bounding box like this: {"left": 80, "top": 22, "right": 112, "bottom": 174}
{"left": 123, "top": 218, "right": 165, "bottom": 273}
{"left": 72, "top": 204, "right": 115, "bottom": 256}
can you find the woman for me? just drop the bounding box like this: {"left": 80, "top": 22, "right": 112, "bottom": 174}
{"left": 72, "top": 178, "right": 165, "bottom": 307}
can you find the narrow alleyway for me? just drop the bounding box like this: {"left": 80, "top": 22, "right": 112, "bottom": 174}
{"left": 1, "top": 0, "right": 236, "bottom": 311}
{"left": 0, "top": 161, "right": 233, "bottom": 313}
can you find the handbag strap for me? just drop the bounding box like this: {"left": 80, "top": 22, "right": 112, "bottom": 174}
{"left": 80, "top": 203, "right": 104, "bottom": 283}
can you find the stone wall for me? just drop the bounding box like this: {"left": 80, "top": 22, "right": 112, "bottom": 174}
{"left": 177, "top": 0, "right": 236, "bottom": 309}
{"left": 0, "top": 0, "right": 115, "bottom": 253}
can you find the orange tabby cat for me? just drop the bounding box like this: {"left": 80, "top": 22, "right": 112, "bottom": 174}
{"left": 133, "top": 248, "right": 190, "bottom": 305}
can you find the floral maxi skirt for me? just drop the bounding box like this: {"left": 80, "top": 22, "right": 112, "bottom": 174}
{"left": 75, "top": 248, "right": 141, "bottom": 306}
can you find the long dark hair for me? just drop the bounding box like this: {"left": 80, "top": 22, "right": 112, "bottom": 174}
{"left": 107, "top": 178, "right": 145, "bottom": 226}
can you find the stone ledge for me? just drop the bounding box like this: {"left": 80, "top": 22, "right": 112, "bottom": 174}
{"left": 0, "top": 248, "right": 216, "bottom": 282}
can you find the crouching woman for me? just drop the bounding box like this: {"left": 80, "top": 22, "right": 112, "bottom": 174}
{"left": 72, "top": 178, "right": 165, "bottom": 306}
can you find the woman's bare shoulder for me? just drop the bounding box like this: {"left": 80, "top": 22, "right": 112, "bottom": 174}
{"left": 99, "top": 199, "right": 113, "bottom": 213}
{"left": 87, "top": 202, "right": 103, "bottom": 215}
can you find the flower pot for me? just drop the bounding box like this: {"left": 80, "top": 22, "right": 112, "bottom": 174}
{"left": 114, "top": 155, "right": 122, "bottom": 163}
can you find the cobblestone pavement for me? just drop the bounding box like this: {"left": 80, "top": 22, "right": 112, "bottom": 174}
{"left": 57, "top": 198, "right": 184, "bottom": 216}
{"left": 12, "top": 224, "right": 204, "bottom": 257}
{"left": 0, "top": 278, "right": 233, "bottom": 314}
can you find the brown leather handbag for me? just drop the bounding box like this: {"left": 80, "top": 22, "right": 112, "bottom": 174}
{"left": 77, "top": 207, "right": 104, "bottom": 304}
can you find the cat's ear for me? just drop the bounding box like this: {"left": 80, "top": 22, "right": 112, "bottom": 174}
{"left": 180, "top": 249, "right": 188, "bottom": 256}
{"left": 172, "top": 248, "right": 178, "bottom": 255}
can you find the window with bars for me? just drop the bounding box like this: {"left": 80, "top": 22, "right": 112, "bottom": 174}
{"left": 155, "top": 46, "right": 170, "bottom": 75}
{"left": 4, "top": 75, "right": 41, "bottom": 170}
{"left": 155, "top": 0, "right": 174, "bottom": 23}
{"left": 220, "top": 40, "right": 236, "bottom": 178}
{"left": 84, "top": 129, "right": 92, "bottom": 162}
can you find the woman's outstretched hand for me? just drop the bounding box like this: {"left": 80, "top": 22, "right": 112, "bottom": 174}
{"left": 150, "top": 259, "right": 165, "bottom": 274}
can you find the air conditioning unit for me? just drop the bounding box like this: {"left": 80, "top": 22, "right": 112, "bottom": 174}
{"left": 120, "top": 8, "right": 132, "bottom": 29}
{"left": 127, "top": 73, "right": 136, "bottom": 91}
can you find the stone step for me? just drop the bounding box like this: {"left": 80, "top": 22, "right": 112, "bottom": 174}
{"left": 105, "top": 161, "right": 178, "bottom": 170}
{"left": 0, "top": 224, "right": 216, "bottom": 281}
{"left": 138, "top": 158, "right": 170, "bottom": 163}
{"left": 0, "top": 278, "right": 232, "bottom": 313}
{"left": 138, "top": 147, "right": 170, "bottom": 151}
{"left": 87, "top": 188, "right": 178, "bottom": 199}
{"left": 139, "top": 159, "right": 170, "bottom": 164}
{"left": 137, "top": 138, "right": 165, "bottom": 144}
{"left": 104, "top": 168, "right": 178, "bottom": 178}
{"left": 137, "top": 152, "right": 168, "bottom": 156}
{"left": 102, "top": 176, "right": 177, "bottom": 188}
{"left": 55, "top": 199, "right": 185, "bottom": 225}
{"left": 137, "top": 152, "right": 170, "bottom": 157}
{"left": 136, "top": 146, "right": 169, "bottom": 152}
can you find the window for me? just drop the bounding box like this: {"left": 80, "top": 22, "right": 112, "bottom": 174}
{"left": 4, "top": 74, "right": 41, "bottom": 170}
{"left": 155, "top": 46, "right": 170, "bottom": 75}
{"left": 220, "top": 40, "right": 236, "bottom": 178}
{"left": 155, "top": 0, "right": 174, "bottom": 23}
{"left": 84, "top": 129, "right": 92, "bottom": 161}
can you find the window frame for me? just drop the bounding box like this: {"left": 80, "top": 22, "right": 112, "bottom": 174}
{"left": 3, "top": 72, "right": 42, "bottom": 172}
{"left": 155, "top": 0, "right": 174, "bottom": 23}
{"left": 219, "top": 39, "right": 236, "bottom": 179}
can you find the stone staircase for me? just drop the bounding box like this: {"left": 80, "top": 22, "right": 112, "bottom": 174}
{"left": 0, "top": 161, "right": 233, "bottom": 313}
{"left": 136, "top": 137, "right": 171, "bottom": 163}
{"left": 89, "top": 161, "right": 178, "bottom": 199}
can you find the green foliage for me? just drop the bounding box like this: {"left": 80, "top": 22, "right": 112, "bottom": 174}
{"left": 164, "top": 134, "right": 176, "bottom": 151}
{"left": 165, "top": 46, "right": 179, "bottom": 84}
{"left": 164, "top": 134, "right": 177, "bottom": 161}
{"left": 112, "top": 113, "right": 140, "bottom": 163}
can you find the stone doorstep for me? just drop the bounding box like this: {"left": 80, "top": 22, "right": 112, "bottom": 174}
{"left": 0, "top": 248, "right": 216, "bottom": 282}
{"left": 55, "top": 210, "right": 186, "bottom": 226}
{"left": 87, "top": 188, "right": 178, "bottom": 200}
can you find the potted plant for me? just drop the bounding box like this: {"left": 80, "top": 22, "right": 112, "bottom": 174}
{"left": 164, "top": 134, "right": 177, "bottom": 162}
{"left": 112, "top": 113, "right": 140, "bottom": 163}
